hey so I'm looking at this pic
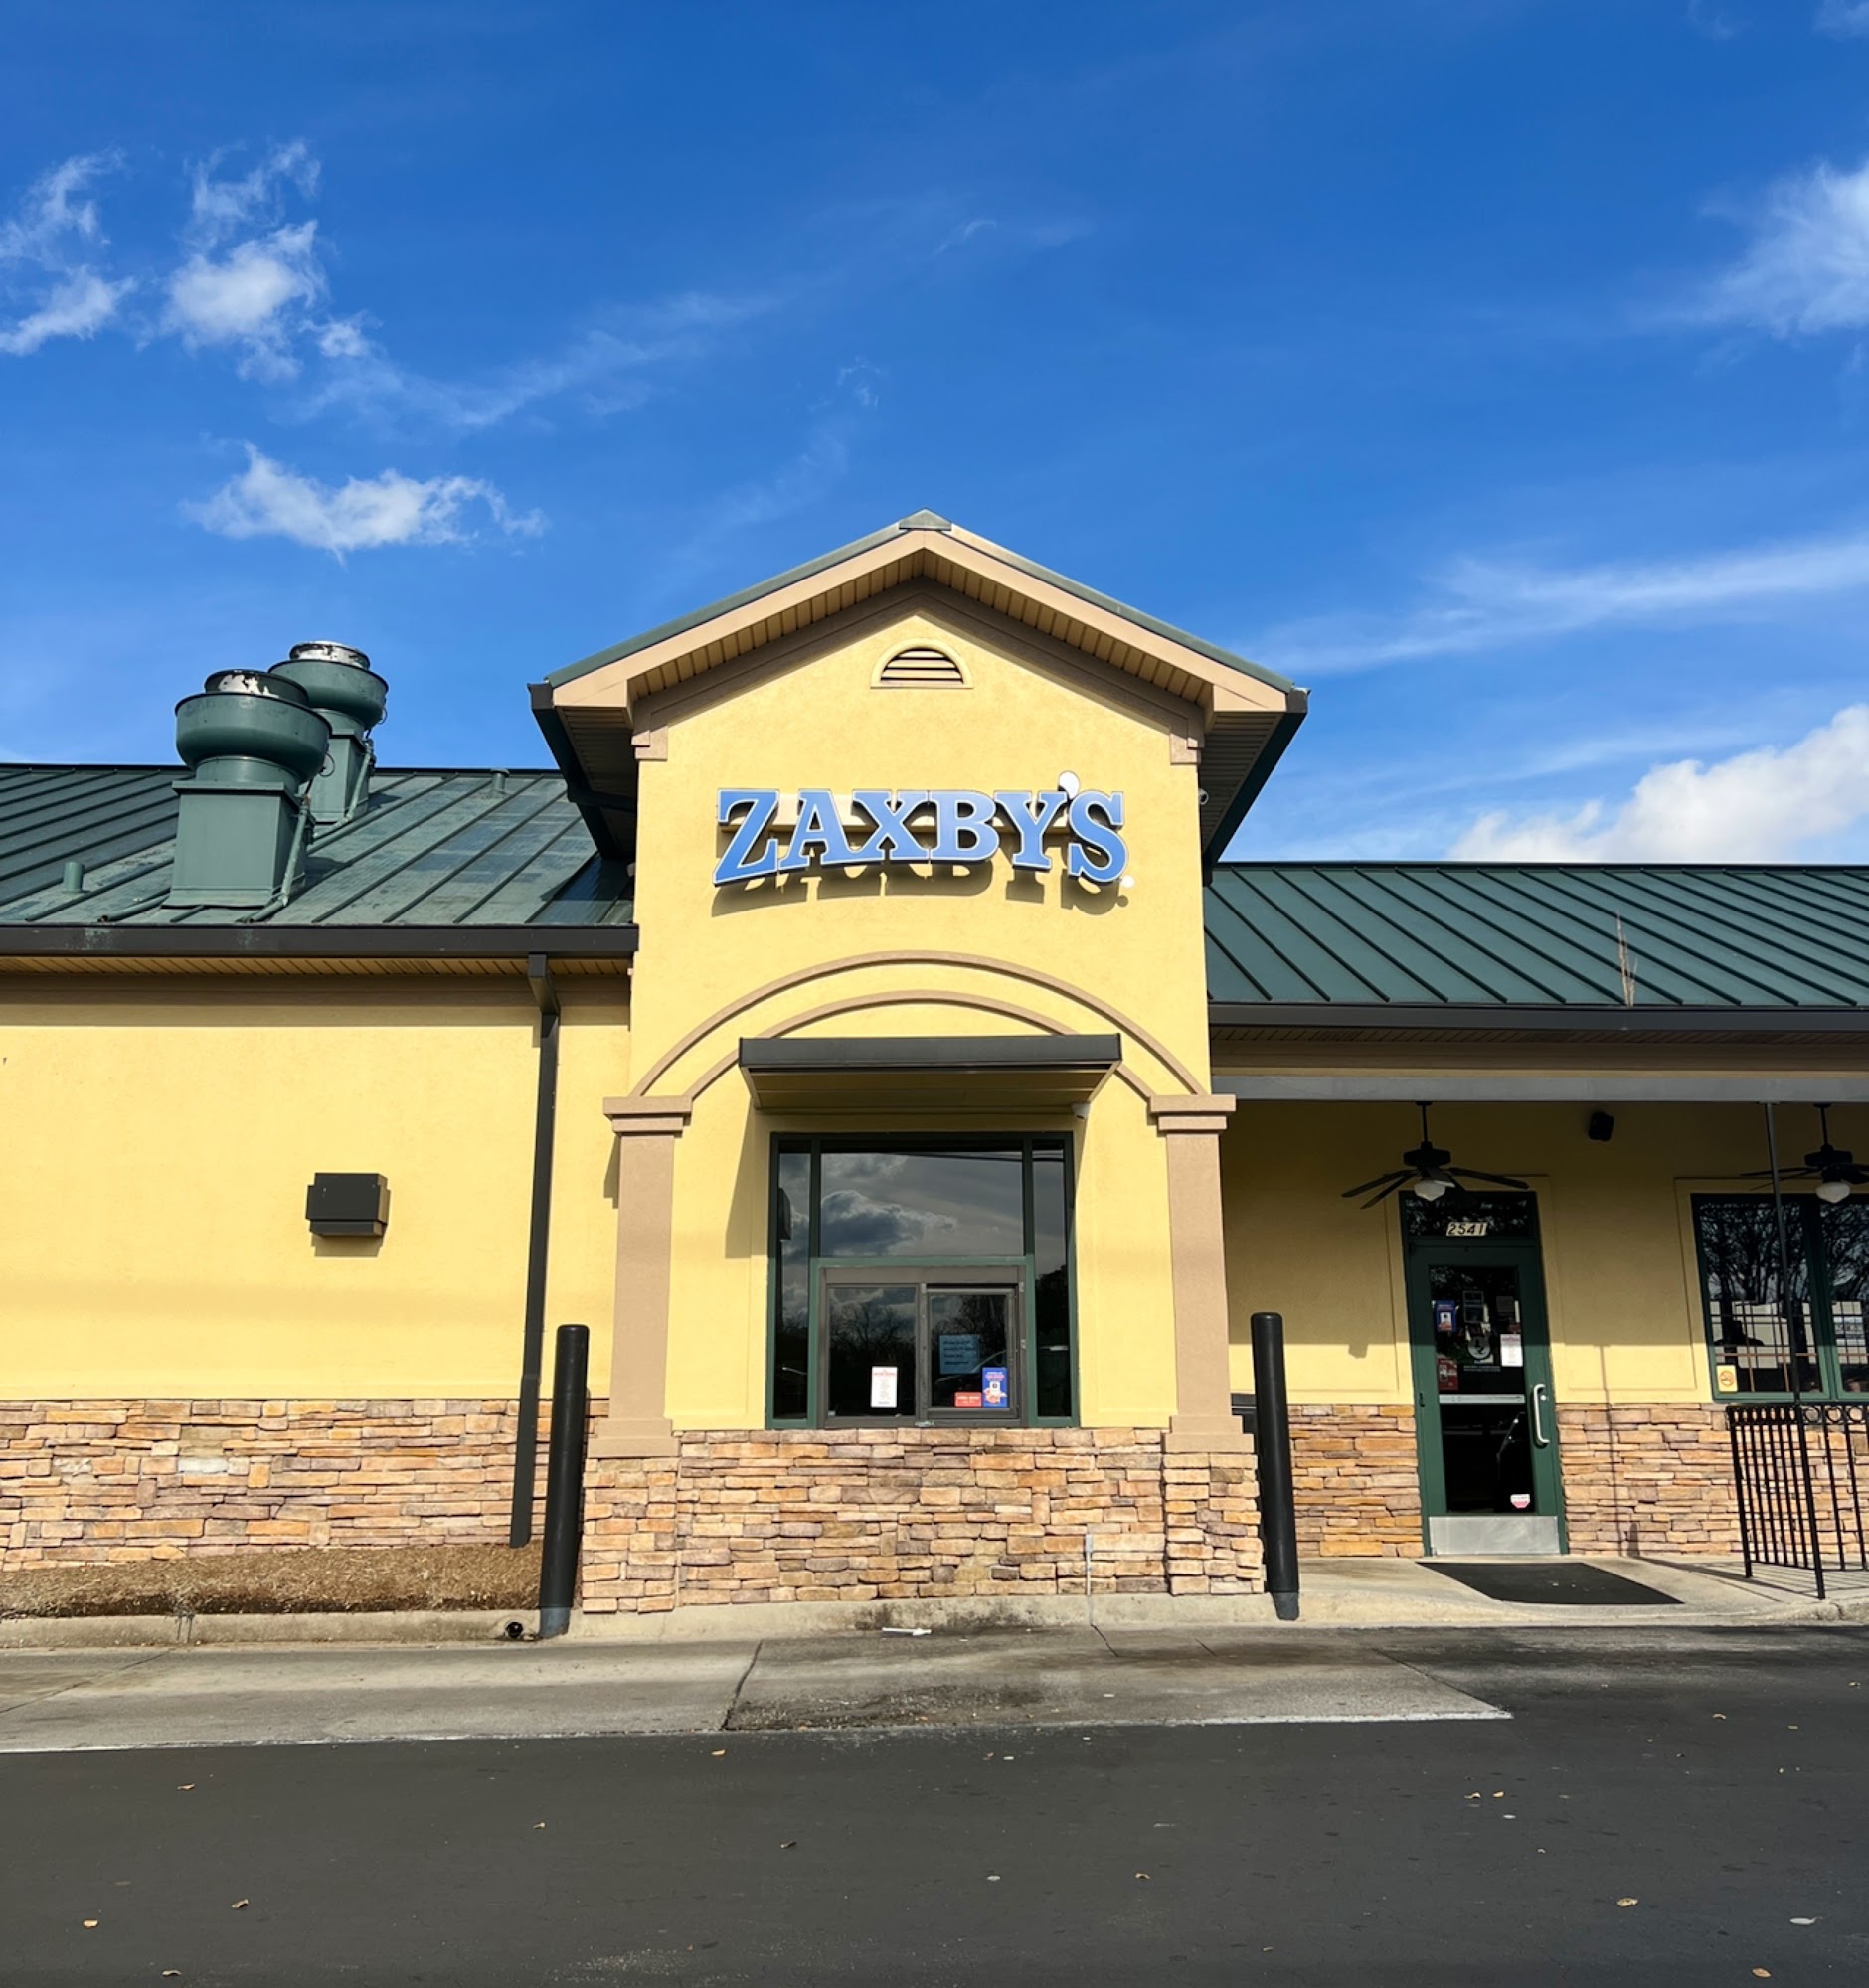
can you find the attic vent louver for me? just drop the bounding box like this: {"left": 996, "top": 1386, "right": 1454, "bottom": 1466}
{"left": 874, "top": 644, "right": 968, "bottom": 689}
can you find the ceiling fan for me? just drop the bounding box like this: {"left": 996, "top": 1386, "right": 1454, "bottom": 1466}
{"left": 1741, "top": 1104, "right": 1866, "bottom": 1205}
{"left": 1341, "top": 1103, "right": 1530, "bottom": 1209}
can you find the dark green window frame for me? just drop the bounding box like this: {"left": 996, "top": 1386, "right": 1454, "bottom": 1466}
{"left": 765, "top": 1133, "right": 1079, "bottom": 1430}
{"left": 1692, "top": 1192, "right": 1869, "bottom": 1402}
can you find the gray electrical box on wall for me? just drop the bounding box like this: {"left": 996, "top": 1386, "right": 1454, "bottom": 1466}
{"left": 306, "top": 1173, "right": 390, "bottom": 1237}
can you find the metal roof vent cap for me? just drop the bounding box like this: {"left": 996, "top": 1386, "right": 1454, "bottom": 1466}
{"left": 267, "top": 640, "right": 388, "bottom": 827}
{"left": 169, "top": 669, "right": 331, "bottom": 909}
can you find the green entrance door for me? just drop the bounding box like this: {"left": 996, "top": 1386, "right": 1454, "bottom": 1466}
{"left": 1402, "top": 1194, "right": 1566, "bottom": 1556}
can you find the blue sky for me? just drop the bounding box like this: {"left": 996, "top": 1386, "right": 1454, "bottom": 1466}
{"left": 5, "top": 0, "right": 1869, "bottom": 861}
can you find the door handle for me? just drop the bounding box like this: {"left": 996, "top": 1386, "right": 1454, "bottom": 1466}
{"left": 1530, "top": 1383, "right": 1550, "bottom": 1448}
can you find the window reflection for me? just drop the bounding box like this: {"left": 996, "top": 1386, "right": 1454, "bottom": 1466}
{"left": 817, "top": 1148, "right": 1025, "bottom": 1258}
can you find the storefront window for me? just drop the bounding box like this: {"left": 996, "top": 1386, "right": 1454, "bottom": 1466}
{"left": 1692, "top": 1194, "right": 1869, "bottom": 1399}
{"left": 768, "top": 1137, "right": 1075, "bottom": 1426}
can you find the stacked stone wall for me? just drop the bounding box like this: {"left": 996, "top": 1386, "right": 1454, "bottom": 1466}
{"left": 1288, "top": 1403, "right": 1423, "bottom": 1557}
{"left": 580, "top": 1427, "right": 1261, "bottom": 1613}
{"left": 0, "top": 1399, "right": 543, "bottom": 1564}
{"left": 1556, "top": 1402, "right": 1739, "bottom": 1558}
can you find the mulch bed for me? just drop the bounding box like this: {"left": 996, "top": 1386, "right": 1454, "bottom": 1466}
{"left": 0, "top": 1543, "right": 541, "bottom": 1617}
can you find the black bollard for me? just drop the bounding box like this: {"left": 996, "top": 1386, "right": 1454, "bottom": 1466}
{"left": 1251, "top": 1310, "right": 1300, "bottom": 1622}
{"left": 537, "top": 1323, "right": 591, "bottom": 1639}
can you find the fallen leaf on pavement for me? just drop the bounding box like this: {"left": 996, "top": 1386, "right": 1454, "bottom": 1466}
{"left": 1753, "top": 1971, "right": 1772, "bottom": 1979}
{"left": 711, "top": 1750, "right": 726, "bottom": 1758}
{"left": 1791, "top": 1917, "right": 1816, "bottom": 1925}
{"left": 1617, "top": 1899, "right": 1638, "bottom": 1908}
{"left": 231, "top": 1900, "right": 250, "bottom": 1910}
{"left": 1135, "top": 1873, "right": 1150, "bottom": 1882}
{"left": 780, "top": 1841, "right": 796, "bottom": 1850}
{"left": 82, "top": 1920, "right": 98, "bottom": 1929}
{"left": 177, "top": 1784, "right": 194, "bottom": 1791}
{"left": 534, "top": 1823, "right": 546, "bottom": 1830}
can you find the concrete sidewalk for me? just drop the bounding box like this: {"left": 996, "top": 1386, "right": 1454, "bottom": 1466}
{"left": 1, "top": 1552, "right": 1852, "bottom": 1655}
{"left": 0, "top": 1627, "right": 1510, "bottom": 1751}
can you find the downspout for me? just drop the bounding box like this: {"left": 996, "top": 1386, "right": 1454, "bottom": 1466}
{"left": 509, "top": 952, "right": 562, "bottom": 1545}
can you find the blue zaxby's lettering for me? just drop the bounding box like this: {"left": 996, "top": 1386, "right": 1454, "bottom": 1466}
{"left": 714, "top": 787, "right": 1127, "bottom": 887}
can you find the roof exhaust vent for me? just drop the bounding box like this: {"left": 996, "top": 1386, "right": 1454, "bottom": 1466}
{"left": 267, "top": 640, "right": 388, "bottom": 827}
{"left": 168, "top": 669, "right": 331, "bottom": 909}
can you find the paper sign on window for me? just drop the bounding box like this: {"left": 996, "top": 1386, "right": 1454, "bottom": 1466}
{"left": 870, "top": 1366, "right": 898, "bottom": 1409}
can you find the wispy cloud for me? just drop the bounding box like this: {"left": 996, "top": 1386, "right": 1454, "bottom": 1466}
{"left": 1686, "top": 154, "right": 1869, "bottom": 336}
{"left": 161, "top": 143, "right": 333, "bottom": 379}
{"left": 1815, "top": 1, "right": 1869, "bottom": 37}
{"left": 0, "top": 153, "right": 132, "bottom": 356}
{"left": 1255, "top": 523, "right": 1869, "bottom": 674}
{"left": 1451, "top": 704, "right": 1869, "bottom": 861}
{"left": 187, "top": 444, "right": 542, "bottom": 557}
{"left": 300, "top": 290, "right": 778, "bottom": 433}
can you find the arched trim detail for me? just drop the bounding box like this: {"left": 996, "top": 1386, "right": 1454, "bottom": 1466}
{"left": 680, "top": 989, "right": 1152, "bottom": 1104}
{"left": 631, "top": 949, "right": 1203, "bottom": 1098}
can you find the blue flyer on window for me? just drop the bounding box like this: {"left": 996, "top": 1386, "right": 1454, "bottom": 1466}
{"left": 1434, "top": 1299, "right": 1457, "bottom": 1335}
{"left": 981, "top": 1366, "right": 1009, "bottom": 1408}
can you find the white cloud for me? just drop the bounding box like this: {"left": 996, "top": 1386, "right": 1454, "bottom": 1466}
{"left": 161, "top": 143, "right": 342, "bottom": 379}
{"left": 187, "top": 445, "right": 543, "bottom": 556}
{"left": 1451, "top": 705, "right": 1869, "bottom": 861}
{"left": 185, "top": 140, "right": 317, "bottom": 244}
{"left": 1692, "top": 155, "right": 1869, "bottom": 335}
{"left": 1257, "top": 523, "right": 1869, "bottom": 674}
{"left": 0, "top": 269, "right": 131, "bottom": 356}
{"left": 0, "top": 153, "right": 130, "bottom": 356}
{"left": 1816, "top": 2, "right": 1869, "bottom": 36}
{"left": 164, "top": 221, "right": 326, "bottom": 378}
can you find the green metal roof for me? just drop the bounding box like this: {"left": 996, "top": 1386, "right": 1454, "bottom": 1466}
{"left": 1206, "top": 864, "right": 1869, "bottom": 1011}
{"left": 0, "top": 766, "right": 633, "bottom": 929}
{"left": 544, "top": 511, "right": 1298, "bottom": 698}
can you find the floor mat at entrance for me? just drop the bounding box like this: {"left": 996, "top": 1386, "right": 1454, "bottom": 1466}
{"left": 1430, "top": 1562, "right": 1680, "bottom": 1606}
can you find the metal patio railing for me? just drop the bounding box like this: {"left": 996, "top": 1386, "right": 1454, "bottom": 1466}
{"left": 1728, "top": 1401, "right": 1869, "bottom": 1601}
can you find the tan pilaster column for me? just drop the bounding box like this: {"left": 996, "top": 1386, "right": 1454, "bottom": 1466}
{"left": 1148, "top": 1092, "right": 1248, "bottom": 1453}
{"left": 589, "top": 1095, "right": 692, "bottom": 1459}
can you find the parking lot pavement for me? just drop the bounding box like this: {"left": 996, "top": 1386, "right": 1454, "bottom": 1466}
{"left": 0, "top": 1625, "right": 1862, "bottom": 1986}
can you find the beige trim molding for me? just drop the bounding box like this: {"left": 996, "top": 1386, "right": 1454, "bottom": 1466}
{"left": 593, "top": 1097, "right": 693, "bottom": 1458}
{"left": 633, "top": 950, "right": 1204, "bottom": 1099}
{"left": 1148, "top": 1093, "right": 1237, "bottom": 1136}
{"left": 1151, "top": 1092, "right": 1247, "bottom": 1452}
{"left": 552, "top": 524, "right": 1291, "bottom": 721}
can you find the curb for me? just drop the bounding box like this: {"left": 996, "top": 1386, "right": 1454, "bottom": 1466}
{"left": 0, "top": 1608, "right": 533, "bottom": 1650}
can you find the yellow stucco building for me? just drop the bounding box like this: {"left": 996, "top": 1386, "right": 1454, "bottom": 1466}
{"left": 4, "top": 513, "right": 1866, "bottom": 1620}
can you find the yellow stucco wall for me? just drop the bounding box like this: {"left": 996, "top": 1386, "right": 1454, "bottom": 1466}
{"left": 1221, "top": 1100, "right": 1778, "bottom": 1408}
{"left": 626, "top": 597, "right": 1214, "bottom": 1429}
{"left": 0, "top": 978, "right": 628, "bottom": 1399}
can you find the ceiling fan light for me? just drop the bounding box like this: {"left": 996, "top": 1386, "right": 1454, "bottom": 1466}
{"left": 1412, "top": 1176, "right": 1450, "bottom": 1202}
{"left": 1817, "top": 1175, "right": 1851, "bottom": 1204}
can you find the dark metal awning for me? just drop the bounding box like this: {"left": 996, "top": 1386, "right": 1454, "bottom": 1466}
{"left": 738, "top": 1033, "right": 1121, "bottom": 1111}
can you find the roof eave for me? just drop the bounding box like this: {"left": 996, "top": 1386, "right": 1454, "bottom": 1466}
{"left": 0, "top": 923, "right": 640, "bottom": 962}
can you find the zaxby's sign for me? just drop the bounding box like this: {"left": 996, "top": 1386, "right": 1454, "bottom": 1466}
{"left": 714, "top": 785, "right": 1128, "bottom": 887}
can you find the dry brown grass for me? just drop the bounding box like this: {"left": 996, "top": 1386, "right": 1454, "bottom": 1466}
{"left": 0, "top": 1543, "right": 541, "bottom": 1617}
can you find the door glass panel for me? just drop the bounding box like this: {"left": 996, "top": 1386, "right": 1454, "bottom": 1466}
{"left": 1820, "top": 1200, "right": 1869, "bottom": 1394}
{"left": 817, "top": 1147, "right": 1025, "bottom": 1258}
{"left": 771, "top": 1149, "right": 811, "bottom": 1420}
{"left": 825, "top": 1283, "right": 918, "bottom": 1419}
{"left": 929, "top": 1289, "right": 1014, "bottom": 1413}
{"left": 1032, "top": 1148, "right": 1072, "bottom": 1417}
{"left": 1427, "top": 1262, "right": 1537, "bottom": 1515}
{"left": 1694, "top": 1196, "right": 1818, "bottom": 1395}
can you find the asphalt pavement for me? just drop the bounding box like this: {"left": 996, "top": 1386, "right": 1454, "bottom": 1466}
{"left": 3, "top": 1625, "right": 1863, "bottom": 1985}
